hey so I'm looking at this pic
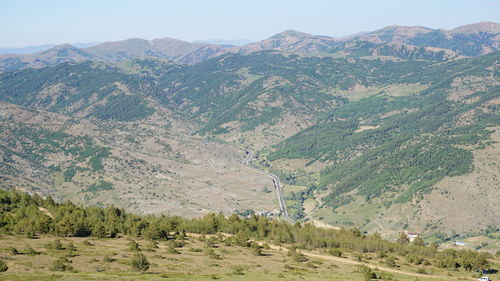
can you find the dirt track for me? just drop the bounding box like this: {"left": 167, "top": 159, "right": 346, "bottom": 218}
{"left": 262, "top": 242, "right": 475, "bottom": 280}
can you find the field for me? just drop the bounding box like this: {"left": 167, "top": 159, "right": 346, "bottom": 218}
{"left": 1, "top": 234, "right": 499, "bottom": 281}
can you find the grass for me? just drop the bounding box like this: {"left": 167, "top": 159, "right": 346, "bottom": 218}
{"left": 1, "top": 235, "right": 496, "bottom": 281}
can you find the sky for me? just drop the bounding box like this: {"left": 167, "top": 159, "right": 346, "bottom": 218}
{"left": 1, "top": 0, "right": 499, "bottom": 47}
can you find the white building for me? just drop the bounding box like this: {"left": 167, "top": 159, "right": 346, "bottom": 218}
{"left": 406, "top": 232, "right": 419, "bottom": 242}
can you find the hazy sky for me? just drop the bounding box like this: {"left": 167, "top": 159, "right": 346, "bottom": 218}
{"left": 1, "top": 0, "right": 499, "bottom": 47}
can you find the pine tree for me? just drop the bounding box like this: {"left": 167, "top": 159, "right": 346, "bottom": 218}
{"left": 92, "top": 223, "right": 106, "bottom": 238}
{"left": 130, "top": 253, "right": 150, "bottom": 272}
{"left": 397, "top": 232, "right": 409, "bottom": 244}
{"left": 413, "top": 237, "right": 425, "bottom": 246}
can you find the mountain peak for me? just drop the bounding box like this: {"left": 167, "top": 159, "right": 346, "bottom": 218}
{"left": 381, "top": 24, "right": 432, "bottom": 30}
{"left": 375, "top": 24, "right": 434, "bottom": 35}
{"left": 51, "top": 43, "right": 78, "bottom": 50}
{"left": 451, "top": 21, "right": 500, "bottom": 34}
{"left": 271, "top": 29, "right": 312, "bottom": 39}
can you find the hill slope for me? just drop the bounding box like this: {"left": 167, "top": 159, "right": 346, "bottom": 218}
{"left": 266, "top": 53, "right": 499, "bottom": 236}
{"left": 0, "top": 39, "right": 498, "bottom": 239}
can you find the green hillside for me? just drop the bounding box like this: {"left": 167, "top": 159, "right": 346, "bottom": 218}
{"left": 269, "top": 53, "right": 499, "bottom": 204}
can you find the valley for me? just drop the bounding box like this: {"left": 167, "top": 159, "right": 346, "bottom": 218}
{"left": 0, "top": 102, "right": 276, "bottom": 217}
{"left": 0, "top": 21, "right": 498, "bottom": 244}
{"left": 2, "top": 1, "right": 500, "bottom": 279}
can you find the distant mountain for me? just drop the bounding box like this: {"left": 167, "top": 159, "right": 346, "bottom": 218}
{"left": 0, "top": 22, "right": 498, "bottom": 73}
{"left": 0, "top": 42, "right": 100, "bottom": 55}
{"left": 194, "top": 38, "right": 254, "bottom": 46}
{"left": 330, "top": 41, "right": 460, "bottom": 60}
{"left": 83, "top": 37, "right": 227, "bottom": 63}
{"left": 235, "top": 30, "right": 339, "bottom": 54}
{"left": 0, "top": 44, "right": 95, "bottom": 72}
{"left": 353, "top": 21, "right": 500, "bottom": 56}
{"left": 0, "top": 38, "right": 227, "bottom": 72}
{"left": 0, "top": 44, "right": 57, "bottom": 55}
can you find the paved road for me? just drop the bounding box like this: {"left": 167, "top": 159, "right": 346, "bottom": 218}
{"left": 242, "top": 149, "right": 294, "bottom": 223}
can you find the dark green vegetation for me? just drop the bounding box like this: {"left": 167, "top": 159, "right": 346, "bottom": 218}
{"left": 0, "top": 121, "right": 111, "bottom": 181}
{"left": 84, "top": 181, "right": 113, "bottom": 193}
{"left": 0, "top": 61, "right": 153, "bottom": 119}
{"left": 270, "top": 53, "right": 499, "bottom": 207}
{"left": 159, "top": 52, "right": 441, "bottom": 132}
{"left": 0, "top": 189, "right": 494, "bottom": 275}
{"left": 91, "top": 94, "right": 154, "bottom": 121}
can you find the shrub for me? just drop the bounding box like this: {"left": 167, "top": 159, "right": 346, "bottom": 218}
{"left": 130, "top": 253, "right": 150, "bottom": 272}
{"left": 147, "top": 240, "right": 158, "bottom": 249}
{"left": 166, "top": 240, "right": 183, "bottom": 249}
{"left": 377, "top": 251, "right": 387, "bottom": 258}
{"left": 416, "top": 268, "right": 428, "bottom": 274}
{"left": 128, "top": 240, "right": 141, "bottom": 251}
{"left": 355, "top": 253, "right": 363, "bottom": 262}
{"left": 385, "top": 256, "right": 397, "bottom": 267}
{"left": 0, "top": 260, "right": 8, "bottom": 272}
{"left": 287, "top": 246, "right": 308, "bottom": 262}
{"left": 206, "top": 249, "right": 222, "bottom": 260}
{"left": 24, "top": 246, "right": 41, "bottom": 255}
{"left": 292, "top": 252, "right": 308, "bottom": 262}
{"left": 103, "top": 255, "right": 115, "bottom": 263}
{"left": 166, "top": 244, "right": 180, "bottom": 254}
{"left": 250, "top": 242, "right": 262, "bottom": 256}
{"left": 66, "top": 242, "right": 76, "bottom": 252}
{"left": 358, "top": 265, "right": 377, "bottom": 281}
{"left": 46, "top": 240, "right": 64, "bottom": 250}
{"left": 328, "top": 248, "right": 342, "bottom": 257}
{"left": 406, "top": 254, "right": 424, "bottom": 265}
{"left": 7, "top": 247, "right": 19, "bottom": 255}
{"left": 82, "top": 240, "right": 93, "bottom": 246}
{"left": 413, "top": 237, "right": 425, "bottom": 246}
{"left": 205, "top": 238, "right": 216, "bottom": 248}
{"left": 25, "top": 230, "right": 36, "bottom": 239}
{"left": 50, "top": 257, "right": 73, "bottom": 272}
{"left": 223, "top": 238, "right": 232, "bottom": 246}
{"left": 232, "top": 265, "right": 245, "bottom": 275}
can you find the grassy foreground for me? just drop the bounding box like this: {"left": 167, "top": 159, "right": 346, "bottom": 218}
{"left": 1, "top": 234, "right": 498, "bottom": 281}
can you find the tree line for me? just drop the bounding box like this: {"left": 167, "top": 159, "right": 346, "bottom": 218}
{"left": 0, "top": 189, "right": 492, "bottom": 272}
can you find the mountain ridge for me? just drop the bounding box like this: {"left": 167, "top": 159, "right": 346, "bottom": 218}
{"left": 0, "top": 22, "right": 497, "bottom": 73}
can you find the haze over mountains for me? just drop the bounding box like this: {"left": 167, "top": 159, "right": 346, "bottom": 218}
{"left": 1, "top": 22, "right": 498, "bottom": 72}
{"left": 0, "top": 21, "right": 499, "bottom": 242}
{"left": 0, "top": 42, "right": 100, "bottom": 55}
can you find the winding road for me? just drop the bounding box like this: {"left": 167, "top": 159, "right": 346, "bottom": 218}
{"left": 242, "top": 149, "right": 294, "bottom": 223}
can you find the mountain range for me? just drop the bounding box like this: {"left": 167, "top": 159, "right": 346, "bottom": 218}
{"left": 1, "top": 22, "right": 498, "bottom": 73}
{"left": 0, "top": 22, "right": 498, "bottom": 242}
